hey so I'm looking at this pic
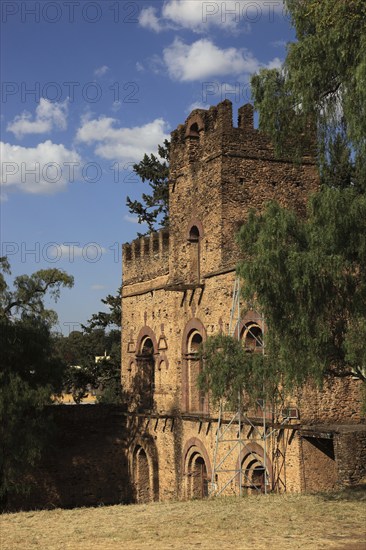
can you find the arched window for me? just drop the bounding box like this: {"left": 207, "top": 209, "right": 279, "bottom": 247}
{"left": 189, "top": 225, "right": 200, "bottom": 242}
{"left": 138, "top": 337, "right": 155, "bottom": 409}
{"left": 141, "top": 336, "right": 154, "bottom": 356}
{"left": 188, "top": 225, "right": 200, "bottom": 283}
{"left": 187, "top": 330, "right": 204, "bottom": 412}
{"left": 188, "top": 122, "right": 200, "bottom": 138}
{"left": 240, "top": 323, "right": 263, "bottom": 352}
{"left": 189, "top": 331, "right": 202, "bottom": 353}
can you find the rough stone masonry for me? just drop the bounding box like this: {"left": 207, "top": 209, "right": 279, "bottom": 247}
{"left": 121, "top": 100, "right": 365, "bottom": 503}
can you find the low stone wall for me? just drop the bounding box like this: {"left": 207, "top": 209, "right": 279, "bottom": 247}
{"left": 6, "top": 407, "right": 366, "bottom": 512}
{"left": 7, "top": 405, "right": 130, "bottom": 512}
{"left": 335, "top": 427, "right": 366, "bottom": 487}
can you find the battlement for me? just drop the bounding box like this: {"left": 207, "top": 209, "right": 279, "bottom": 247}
{"left": 122, "top": 229, "right": 169, "bottom": 285}
{"left": 170, "top": 100, "right": 315, "bottom": 166}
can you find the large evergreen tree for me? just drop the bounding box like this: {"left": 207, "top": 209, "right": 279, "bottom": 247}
{"left": 251, "top": 0, "right": 366, "bottom": 170}
{"left": 200, "top": 0, "right": 366, "bottom": 404}
{"left": 127, "top": 140, "right": 170, "bottom": 232}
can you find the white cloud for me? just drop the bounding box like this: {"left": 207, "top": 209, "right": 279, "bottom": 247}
{"left": 0, "top": 140, "right": 81, "bottom": 194}
{"left": 136, "top": 61, "right": 145, "bottom": 72}
{"left": 7, "top": 98, "right": 68, "bottom": 139}
{"left": 57, "top": 244, "right": 107, "bottom": 260}
{"left": 160, "top": 38, "right": 284, "bottom": 82}
{"left": 186, "top": 101, "right": 210, "bottom": 113}
{"left": 147, "top": 54, "right": 166, "bottom": 75}
{"left": 91, "top": 284, "right": 106, "bottom": 290}
{"left": 76, "top": 117, "right": 170, "bottom": 162}
{"left": 139, "top": 0, "right": 284, "bottom": 33}
{"left": 124, "top": 214, "right": 140, "bottom": 224}
{"left": 58, "top": 244, "right": 84, "bottom": 258}
{"left": 94, "top": 65, "right": 110, "bottom": 77}
{"left": 139, "top": 6, "right": 166, "bottom": 32}
{"left": 266, "top": 57, "right": 283, "bottom": 69}
{"left": 163, "top": 38, "right": 261, "bottom": 81}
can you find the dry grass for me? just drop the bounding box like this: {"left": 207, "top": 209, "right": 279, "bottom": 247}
{"left": 1, "top": 489, "right": 366, "bottom": 550}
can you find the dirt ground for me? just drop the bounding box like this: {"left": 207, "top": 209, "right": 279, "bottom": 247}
{"left": 1, "top": 489, "right": 366, "bottom": 550}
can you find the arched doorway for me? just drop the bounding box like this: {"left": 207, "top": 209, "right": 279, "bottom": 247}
{"left": 187, "top": 452, "right": 209, "bottom": 499}
{"left": 240, "top": 452, "right": 270, "bottom": 494}
{"left": 183, "top": 438, "right": 212, "bottom": 500}
{"left": 134, "top": 446, "right": 151, "bottom": 503}
{"left": 251, "top": 464, "right": 266, "bottom": 492}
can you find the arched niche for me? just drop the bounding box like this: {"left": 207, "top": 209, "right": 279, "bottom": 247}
{"left": 135, "top": 326, "right": 159, "bottom": 410}
{"left": 182, "top": 319, "right": 207, "bottom": 413}
{"left": 130, "top": 437, "right": 159, "bottom": 503}
{"left": 182, "top": 438, "right": 212, "bottom": 499}
{"left": 233, "top": 311, "right": 264, "bottom": 353}
{"left": 185, "top": 114, "right": 205, "bottom": 139}
{"left": 240, "top": 322, "right": 264, "bottom": 352}
{"left": 186, "top": 220, "right": 204, "bottom": 284}
{"left": 235, "top": 442, "right": 273, "bottom": 494}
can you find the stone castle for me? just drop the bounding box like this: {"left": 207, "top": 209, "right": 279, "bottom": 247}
{"left": 121, "top": 100, "right": 365, "bottom": 503}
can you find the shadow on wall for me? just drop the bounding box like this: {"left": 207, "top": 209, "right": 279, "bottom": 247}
{"left": 7, "top": 405, "right": 132, "bottom": 512}
{"left": 123, "top": 361, "right": 186, "bottom": 502}
{"left": 129, "top": 434, "right": 159, "bottom": 503}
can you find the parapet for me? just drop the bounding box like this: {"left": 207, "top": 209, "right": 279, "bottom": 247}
{"left": 171, "top": 99, "right": 235, "bottom": 145}
{"left": 170, "top": 100, "right": 316, "bottom": 164}
{"left": 122, "top": 229, "right": 169, "bottom": 285}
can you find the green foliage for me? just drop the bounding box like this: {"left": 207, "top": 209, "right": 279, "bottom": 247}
{"left": 236, "top": 187, "right": 366, "bottom": 388}
{"left": 0, "top": 263, "right": 73, "bottom": 325}
{"left": 0, "top": 372, "right": 52, "bottom": 504}
{"left": 1, "top": 317, "right": 66, "bottom": 392}
{"left": 127, "top": 140, "right": 170, "bottom": 232}
{"left": 320, "top": 128, "right": 355, "bottom": 190}
{"left": 83, "top": 286, "right": 121, "bottom": 330}
{"left": 199, "top": 334, "right": 279, "bottom": 408}
{"left": 232, "top": 0, "right": 366, "bottom": 398}
{"left": 58, "top": 328, "right": 122, "bottom": 404}
{"left": 0, "top": 258, "right": 74, "bottom": 508}
{"left": 251, "top": 0, "right": 366, "bottom": 174}
{"left": 58, "top": 287, "right": 122, "bottom": 404}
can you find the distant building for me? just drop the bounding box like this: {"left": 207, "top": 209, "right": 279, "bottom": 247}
{"left": 95, "top": 351, "right": 111, "bottom": 363}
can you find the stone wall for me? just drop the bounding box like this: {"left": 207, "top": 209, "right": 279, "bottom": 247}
{"left": 123, "top": 229, "right": 169, "bottom": 285}
{"left": 167, "top": 100, "right": 318, "bottom": 280}
{"left": 335, "top": 427, "right": 366, "bottom": 486}
{"left": 8, "top": 405, "right": 130, "bottom": 512}
{"left": 297, "top": 377, "right": 364, "bottom": 425}
{"left": 121, "top": 99, "right": 366, "bottom": 504}
{"left": 300, "top": 435, "right": 338, "bottom": 492}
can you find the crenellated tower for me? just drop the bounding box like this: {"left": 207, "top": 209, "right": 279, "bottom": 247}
{"left": 168, "top": 99, "right": 318, "bottom": 285}
{"left": 120, "top": 100, "right": 364, "bottom": 505}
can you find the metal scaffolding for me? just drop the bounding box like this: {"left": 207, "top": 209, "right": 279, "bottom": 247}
{"left": 210, "top": 277, "right": 299, "bottom": 497}
{"left": 210, "top": 277, "right": 271, "bottom": 497}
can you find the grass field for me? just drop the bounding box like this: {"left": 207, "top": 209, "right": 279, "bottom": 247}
{"left": 1, "top": 489, "right": 366, "bottom": 550}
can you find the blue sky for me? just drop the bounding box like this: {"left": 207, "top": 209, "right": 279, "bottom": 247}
{"left": 0, "top": 0, "right": 295, "bottom": 334}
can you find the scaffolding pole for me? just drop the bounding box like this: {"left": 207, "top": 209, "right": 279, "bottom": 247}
{"left": 210, "top": 276, "right": 271, "bottom": 497}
